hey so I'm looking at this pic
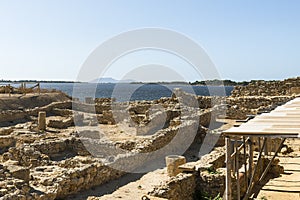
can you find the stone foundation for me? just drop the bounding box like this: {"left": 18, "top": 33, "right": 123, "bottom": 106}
{"left": 0, "top": 84, "right": 294, "bottom": 200}
{"left": 231, "top": 77, "right": 300, "bottom": 97}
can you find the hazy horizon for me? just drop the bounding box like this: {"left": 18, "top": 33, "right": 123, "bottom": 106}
{"left": 1, "top": 75, "right": 298, "bottom": 83}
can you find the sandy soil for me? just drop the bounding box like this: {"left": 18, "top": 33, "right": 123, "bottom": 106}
{"left": 98, "top": 123, "right": 139, "bottom": 141}
{"left": 95, "top": 169, "right": 168, "bottom": 200}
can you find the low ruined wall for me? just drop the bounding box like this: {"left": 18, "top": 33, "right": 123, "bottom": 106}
{"left": 0, "top": 101, "right": 72, "bottom": 126}
{"left": 231, "top": 77, "right": 300, "bottom": 97}
{"left": 197, "top": 96, "right": 226, "bottom": 109}
{"left": 0, "top": 135, "right": 16, "bottom": 153}
{"left": 0, "top": 110, "right": 28, "bottom": 124}
{"left": 35, "top": 158, "right": 124, "bottom": 199}
{"left": 149, "top": 173, "right": 196, "bottom": 200}
{"left": 226, "top": 96, "right": 294, "bottom": 119}
{"left": 197, "top": 169, "right": 226, "bottom": 198}
{"left": 227, "top": 77, "right": 299, "bottom": 119}
{"left": 0, "top": 158, "right": 125, "bottom": 200}
{"left": 148, "top": 147, "right": 226, "bottom": 199}
{"left": 0, "top": 92, "right": 70, "bottom": 111}
{"left": 0, "top": 162, "right": 32, "bottom": 200}
{"left": 149, "top": 146, "right": 284, "bottom": 200}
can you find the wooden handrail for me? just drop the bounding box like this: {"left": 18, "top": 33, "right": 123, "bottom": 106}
{"left": 0, "top": 82, "right": 41, "bottom": 95}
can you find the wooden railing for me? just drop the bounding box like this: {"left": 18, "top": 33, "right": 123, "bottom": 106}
{"left": 0, "top": 82, "right": 41, "bottom": 96}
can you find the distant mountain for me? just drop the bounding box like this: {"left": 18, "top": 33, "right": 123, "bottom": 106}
{"left": 90, "top": 77, "right": 117, "bottom": 83}
{"left": 90, "top": 77, "right": 135, "bottom": 83}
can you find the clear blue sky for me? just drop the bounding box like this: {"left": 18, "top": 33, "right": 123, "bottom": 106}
{"left": 0, "top": 0, "right": 300, "bottom": 81}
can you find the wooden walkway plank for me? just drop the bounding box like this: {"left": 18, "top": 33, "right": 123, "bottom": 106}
{"left": 224, "top": 97, "right": 300, "bottom": 199}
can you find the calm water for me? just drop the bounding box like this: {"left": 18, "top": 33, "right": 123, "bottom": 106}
{"left": 2, "top": 82, "right": 234, "bottom": 101}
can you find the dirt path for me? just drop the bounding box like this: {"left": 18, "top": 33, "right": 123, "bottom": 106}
{"left": 256, "top": 138, "right": 300, "bottom": 200}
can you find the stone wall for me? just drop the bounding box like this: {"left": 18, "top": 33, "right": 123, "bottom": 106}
{"left": 149, "top": 147, "right": 226, "bottom": 199}
{"left": 2, "top": 90, "right": 282, "bottom": 125}
{"left": 149, "top": 173, "right": 196, "bottom": 200}
{"left": 231, "top": 77, "right": 300, "bottom": 97}
{"left": 0, "top": 106, "right": 214, "bottom": 200}
{"left": 0, "top": 92, "right": 70, "bottom": 111}
{"left": 226, "top": 77, "right": 300, "bottom": 119}
{"left": 0, "top": 135, "right": 16, "bottom": 153}
{"left": 0, "top": 101, "right": 72, "bottom": 126}
{"left": 148, "top": 146, "right": 284, "bottom": 200}
{"left": 226, "top": 96, "right": 294, "bottom": 119}
{"left": 0, "top": 158, "right": 125, "bottom": 200}
{"left": 0, "top": 161, "right": 32, "bottom": 200}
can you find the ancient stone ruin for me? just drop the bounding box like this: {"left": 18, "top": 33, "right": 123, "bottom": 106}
{"left": 0, "top": 77, "right": 299, "bottom": 199}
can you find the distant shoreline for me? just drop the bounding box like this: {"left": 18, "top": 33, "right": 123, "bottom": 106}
{"left": 131, "top": 80, "right": 250, "bottom": 86}
{"left": 0, "top": 80, "right": 81, "bottom": 84}
{"left": 0, "top": 79, "right": 272, "bottom": 86}
{"left": 1, "top": 80, "right": 242, "bottom": 86}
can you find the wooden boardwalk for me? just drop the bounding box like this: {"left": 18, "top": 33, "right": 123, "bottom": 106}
{"left": 223, "top": 97, "right": 300, "bottom": 200}
{"left": 256, "top": 139, "right": 300, "bottom": 200}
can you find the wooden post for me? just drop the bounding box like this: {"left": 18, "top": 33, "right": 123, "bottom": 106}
{"left": 264, "top": 137, "right": 269, "bottom": 156}
{"left": 235, "top": 138, "right": 240, "bottom": 200}
{"left": 23, "top": 82, "right": 26, "bottom": 95}
{"left": 248, "top": 137, "right": 253, "bottom": 183}
{"left": 20, "top": 83, "right": 24, "bottom": 94}
{"left": 232, "top": 140, "right": 236, "bottom": 175}
{"left": 258, "top": 138, "right": 286, "bottom": 183}
{"left": 259, "top": 137, "right": 263, "bottom": 172}
{"left": 243, "top": 136, "right": 248, "bottom": 189}
{"left": 225, "top": 137, "right": 232, "bottom": 200}
{"left": 8, "top": 84, "right": 11, "bottom": 97}
{"left": 38, "top": 111, "right": 46, "bottom": 131}
{"left": 38, "top": 83, "right": 41, "bottom": 94}
{"left": 243, "top": 138, "right": 267, "bottom": 200}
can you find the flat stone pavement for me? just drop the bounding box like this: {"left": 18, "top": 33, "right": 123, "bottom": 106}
{"left": 256, "top": 139, "right": 300, "bottom": 200}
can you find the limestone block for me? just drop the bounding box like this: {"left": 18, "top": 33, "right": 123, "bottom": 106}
{"left": 47, "top": 117, "right": 73, "bottom": 129}
{"left": 0, "top": 127, "right": 13, "bottom": 135}
{"left": 6, "top": 165, "right": 30, "bottom": 183}
{"left": 290, "top": 87, "right": 300, "bottom": 95}
{"left": 0, "top": 135, "right": 16, "bottom": 150}
{"left": 165, "top": 155, "right": 186, "bottom": 176}
{"left": 38, "top": 111, "right": 46, "bottom": 131}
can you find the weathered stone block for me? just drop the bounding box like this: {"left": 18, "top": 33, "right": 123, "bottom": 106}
{"left": 6, "top": 165, "right": 30, "bottom": 183}
{"left": 0, "top": 127, "right": 13, "bottom": 135}
{"left": 166, "top": 155, "right": 186, "bottom": 177}
{"left": 38, "top": 111, "right": 46, "bottom": 131}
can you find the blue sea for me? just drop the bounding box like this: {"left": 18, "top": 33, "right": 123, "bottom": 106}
{"left": 2, "top": 82, "right": 234, "bottom": 102}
